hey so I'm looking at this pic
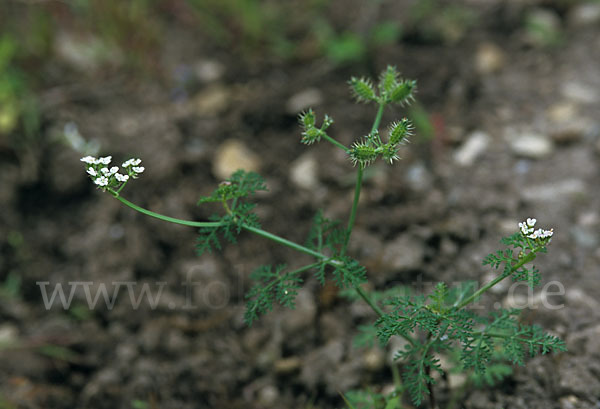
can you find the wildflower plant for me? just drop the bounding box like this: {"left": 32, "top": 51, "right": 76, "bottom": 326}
{"left": 80, "top": 66, "right": 565, "bottom": 407}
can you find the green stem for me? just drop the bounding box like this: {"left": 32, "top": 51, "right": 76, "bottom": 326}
{"left": 355, "top": 285, "right": 385, "bottom": 317}
{"left": 456, "top": 252, "right": 537, "bottom": 310}
{"left": 113, "top": 195, "right": 222, "bottom": 228}
{"left": 322, "top": 134, "right": 349, "bottom": 152}
{"left": 342, "top": 164, "right": 364, "bottom": 254}
{"left": 341, "top": 102, "right": 386, "bottom": 255}
{"left": 242, "top": 224, "right": 342, "bottom": 266}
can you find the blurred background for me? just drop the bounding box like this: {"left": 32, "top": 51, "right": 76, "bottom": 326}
{"left": 1, "top": 0, "right": 600, "bottom": 408}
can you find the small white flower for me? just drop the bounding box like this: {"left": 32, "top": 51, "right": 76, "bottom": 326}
{"left": 94, "top": 176, "right": 109, "bottom": 186}
{"left": 122, "top": 158, "right": 142, "bottom": 167}
{"left": 132, "top": 166, "right": 144, "bottom": 173}
{"left": 80, "top": 156, "right": 98, "bottom": 164}
{"left": 98, "top": 156, "right": 112, "bottom": 165}
{"left": 87, "top": 167, "right": 97, "bottom": 177}
{"left": 109, "top": 166, "right": 119, "bottom": 175}
{"left": 101, "top": 167, "right": 110, "bottom": 175}
{"left": 115, "top": 173, "right": 129, "bottom": 182}
{"left": 527, "top": 218, "right": 536, "bottom": 227}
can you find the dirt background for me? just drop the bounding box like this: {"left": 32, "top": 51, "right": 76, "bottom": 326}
{"left": 1, "top": 0, "right": 600, "bottom": 408}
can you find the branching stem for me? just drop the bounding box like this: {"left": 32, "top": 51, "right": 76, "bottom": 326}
{"left": 456, "top": 251, "right": 538, "bottom": 310}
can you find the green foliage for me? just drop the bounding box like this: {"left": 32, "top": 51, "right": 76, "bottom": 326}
{"left": 299, "top": 109, "right": 334, "bottom": 145}
{"left": 97, "top": 67, "right": 565, "bottom": 409}
{"left": 305, "top": 210, "right": 345, "bottom": 284}
{"left": 244, "top": 264, "right": 304, "bottom": 325}
{"left": 196, "top": 170, "right": 266, "bottom": 255}
{"left": 341, "top": 389, "right": 402, "bottom": 409}
{"left": 374, "top": 230, "right": 564, "bottom": 406}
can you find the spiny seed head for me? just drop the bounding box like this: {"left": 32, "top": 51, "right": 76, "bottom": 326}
{"left": 388, "top": 118, "right": 414, "bottom": 145}
{"left": 299, "top": 109, "right": 316, "bottom": 129}
{"left": 349, "top": 140, "right": 378, "bottom": 167}
{"left": 380, "top": 144, "right": 400, "bottom": 164}
{"left": 389, "top": 80, "right": 417, "bottom": 105}
{"left": 301, "top": 128, "right": 321, "bottom": 145}
{"left": 379, "top": 65, "right": 400, "bottom": 95}
{"left": 349, "top": 77, "right": 377, "bottom": 103}
{"left": 323, "top": 114, "right": 334, "bottom": 129}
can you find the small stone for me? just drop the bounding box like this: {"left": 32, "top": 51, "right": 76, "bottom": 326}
{"left": 0, "top": 324, "right": 18, "bottom": 344}
{"left": 558, "top": 357, "right": 600, "bottom": 398}
{"left": 289, "top": 153, "right": 319, "bottom": 190}
{"left": 274, "top": 357, "right": 302, "bottom": 374}
{"left": 280, "top": 288, "right": 316, "bottom": 335}
{"left": 562, "top": 81, "right": 598, "bottom": 104}
{"left": 194, "top": 60, "right": 224, "bottom": 83}
{"left": 508, "top": 131, "right": 554, "bottom": 159}
{"left": 54, "top": 31, "right": 122, "bottom": 71}
{"left": 559, "top": 395, "right": 580, "bottom": 409}
{"left": 568, "top": 3, "right": 600, "bottom": 27}
{"left": 258, "top": 385, "right": 279, "bottom": 408}
{"left": 194, "top": 85, "right": 230, "bottom": 116}
{"left": 448, "top": 372, "right": 467, "bottom": 389}
{"left": 475, "top": 43, "right": 505, "bottom": 74}
{"left": 520, "top": 179, "right": 586, "bottom": 202}
{"left": 380, "top": 234, "right": 424, "bottom": 272}
{"left": 363, "top": 348, "right": 385, "bottom": 371}
{"left": 286, "top": 88, "right": 323, "bottom": 114}
{"left": 405, "top": 162, "right": 433, "bottom": 192}
{"left": 300, "top": 340, "right": 345, "bottom": 388}
{"left": 213, "top": 139, "right": 261, "bottom": 180}
{"left": 454, "top": 130, "right": 491, "bottom": 166}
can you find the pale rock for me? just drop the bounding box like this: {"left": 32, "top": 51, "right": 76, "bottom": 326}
{"left": 567, "top": 324, "right": 600, "bottom": 357}
{"left": 300, "top": 340, "right": 345, "bottom": 388}
{"left": 454, "top": 130, "right": 491, "bottom": 166}
{"left": 380, "top": 234, "right": 424, "bottom": 272}
{"left": 475, "top": 43, "right": 505, "bottom": 74}
{"left": 448, "top": 372, "right": 467, "bottom": 389}
{"left": 280, "top": 288, "right": 316, "bottom": 335}
{"left": 508, "top": 132, "right": 554, "bottom": 159}
{"left": 54, "top": 31, "right": 122, "bottom": 71}
{"left": 363, "top": 348, "right": 385, "bottom": 371}
{"left": 558, "top": 357, "right": 600, "bottom": 398}
{"left": 559, "top": 395, "right": 581, "bottom": 409}
{"left": 194, "top": 85, "right": 230, "bottom": 116}
{"left": 520, "top": 179, "right": 586, "bottom": 202}
{"left": 405, "top": 162, "right": 433, "bottom": 192}
{"left": 194, "top": 60, "right": 224, "bottom": 83}
{"left": 565, "top": 288, "right": 600, "bottom": 310}
{"left": 547, "top": 102, "right": 592, "bottom": 143}
{"left": 568, "top": 3, "right": 600, "bottom": 27}
{"left": 213, "top": 139, "right": 261, "bottom": 180}
{"left": 0, "top": 324, "right": 18, "bottom": 344}
{"left": 258, "top": 385, "right": 279, "bottom": 408}
{"left": 289, "top": 153, "right": 319, "bottom": 190}
{"left": 274, "top": 357, "right": 301, "bottom": 374}
{"left": 286, "top": 88, "right": 324, "bottom": 114}
{"left": 561, "top": 81, "right": 598, "bottom": 104}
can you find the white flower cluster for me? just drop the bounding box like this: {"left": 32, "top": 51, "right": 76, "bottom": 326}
{"left": 81, "top": 155, "right": 144, "bottom": 191}
{"left": 519, "top": 218, "right": 553, "bottom": 241}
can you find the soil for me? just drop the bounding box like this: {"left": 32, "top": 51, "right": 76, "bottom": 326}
{"left": 1, "top": 1, "right": 600, "bottom": 408}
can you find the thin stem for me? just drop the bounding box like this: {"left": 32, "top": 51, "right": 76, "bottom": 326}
{"left": 355, "top": 285, "right": 385, "bottom": 317}
{"left": 322, "top": 134, "right": 349, "bottom": 152}
{"left": 242, "top": 224, "right": 342, "bottom": 266}
{"left": 341, "top": 102, "right": 386, "bottom": 255}
{"left": 342, "top": 164, "right": 364, "bottom": 254}
{"left": 114, "top": 195, "right": 222, "bottom": 228}
{"left": 456, "top": 252, "right": 537, "bottom": 310}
